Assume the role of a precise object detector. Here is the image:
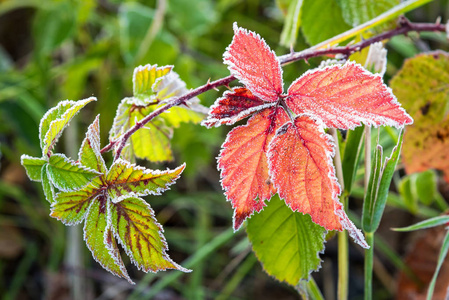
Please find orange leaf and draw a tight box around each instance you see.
[268,115,367,247]
[218,107,289,230]
[224,23,283,102]
[286,62,412,129]
[202,87,274,128]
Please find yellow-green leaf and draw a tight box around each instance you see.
[84,195,132,283]
[110,196,190,272]
[106,159,185,203]
[79,115,107,174]
[390,51,449,182]
[279,0,303,47]
[133,65,172,101]
[50,184,100,225]
[47,153,101,191]
[41,97,96,156]
[110,100,174,162]
[21,154,46,181]
[337,0,399,27]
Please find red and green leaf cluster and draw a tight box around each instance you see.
[22,98,190,283]
[203,23,413,247]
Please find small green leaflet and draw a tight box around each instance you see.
[47,153,101,192]
[246,196,326,285]
[21,98,97,203]
[21,155,46,181]
[51,116,188,283]
[110,64,208,162]
[40,97,96,157]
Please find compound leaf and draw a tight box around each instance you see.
[40,97,96,156]
[218,107,289,230]
[286,62,413,129]
[247,196,326,285]
[106,159,185,203]
[110,196,191,273]
[84,195,132,283]
[47,153,101,192]
[268,115,367,247]
[224,23,283,102]
[21,155,47,181]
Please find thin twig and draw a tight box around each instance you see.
[101,18,447,159]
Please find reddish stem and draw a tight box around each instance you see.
[100,18,446,159]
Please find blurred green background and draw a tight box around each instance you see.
[0,0,448,299]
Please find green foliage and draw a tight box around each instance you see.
[337,0,399,27]
[362,132,403,233]
[246,196,326,285]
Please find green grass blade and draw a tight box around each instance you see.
[393,216,449,232]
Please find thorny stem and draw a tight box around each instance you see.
[100,18,447,159]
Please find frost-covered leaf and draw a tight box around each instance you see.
[106,159,185,203]
[84,195,132,283]
[218,108,289,230]
[390,51,449,182]
[286,62,413,129]
[79,115,107,174]
[47,153,101,191]
[247,196,326,285]
[110,196,190,272]
[224,23,283,102]
[337,0,399,27]
[202,87,274,128]
[41,165,54,203]
[133,65,173,101]
[21,155,46,181]
[268,116,367,247]
[50,184,100,225]
[40,97,96,156]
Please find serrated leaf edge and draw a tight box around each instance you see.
[20,154,47,182]
[109,196,191,273]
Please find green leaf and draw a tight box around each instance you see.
[398,176,419,214]
[41,164,54,203]
[280,0,303,47]
[40,97,96,156]
[341,126,364,194]
[50,184,99,225]
[133,65,173,101]
[20,154,46,181]
[427,230,449,300]
[79,115,107,174]
[83,195,132,283]
[47,153,101,192]
[415,170,437,205]
[246,196,326,285]
[106,159,185,203]
[393,215,449,232]
[301,0,351,45]
[362,132,403,233]
[110,196,190,272]
[336,0,399,27]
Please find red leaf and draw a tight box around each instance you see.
[286,62,413,129]
[268,115,367,247]
[224,23,283,102]
[218,107,289,230]
[202,87,275,128]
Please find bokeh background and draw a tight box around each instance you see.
[0,0,449,299]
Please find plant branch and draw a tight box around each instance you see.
[101,18,446,159]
